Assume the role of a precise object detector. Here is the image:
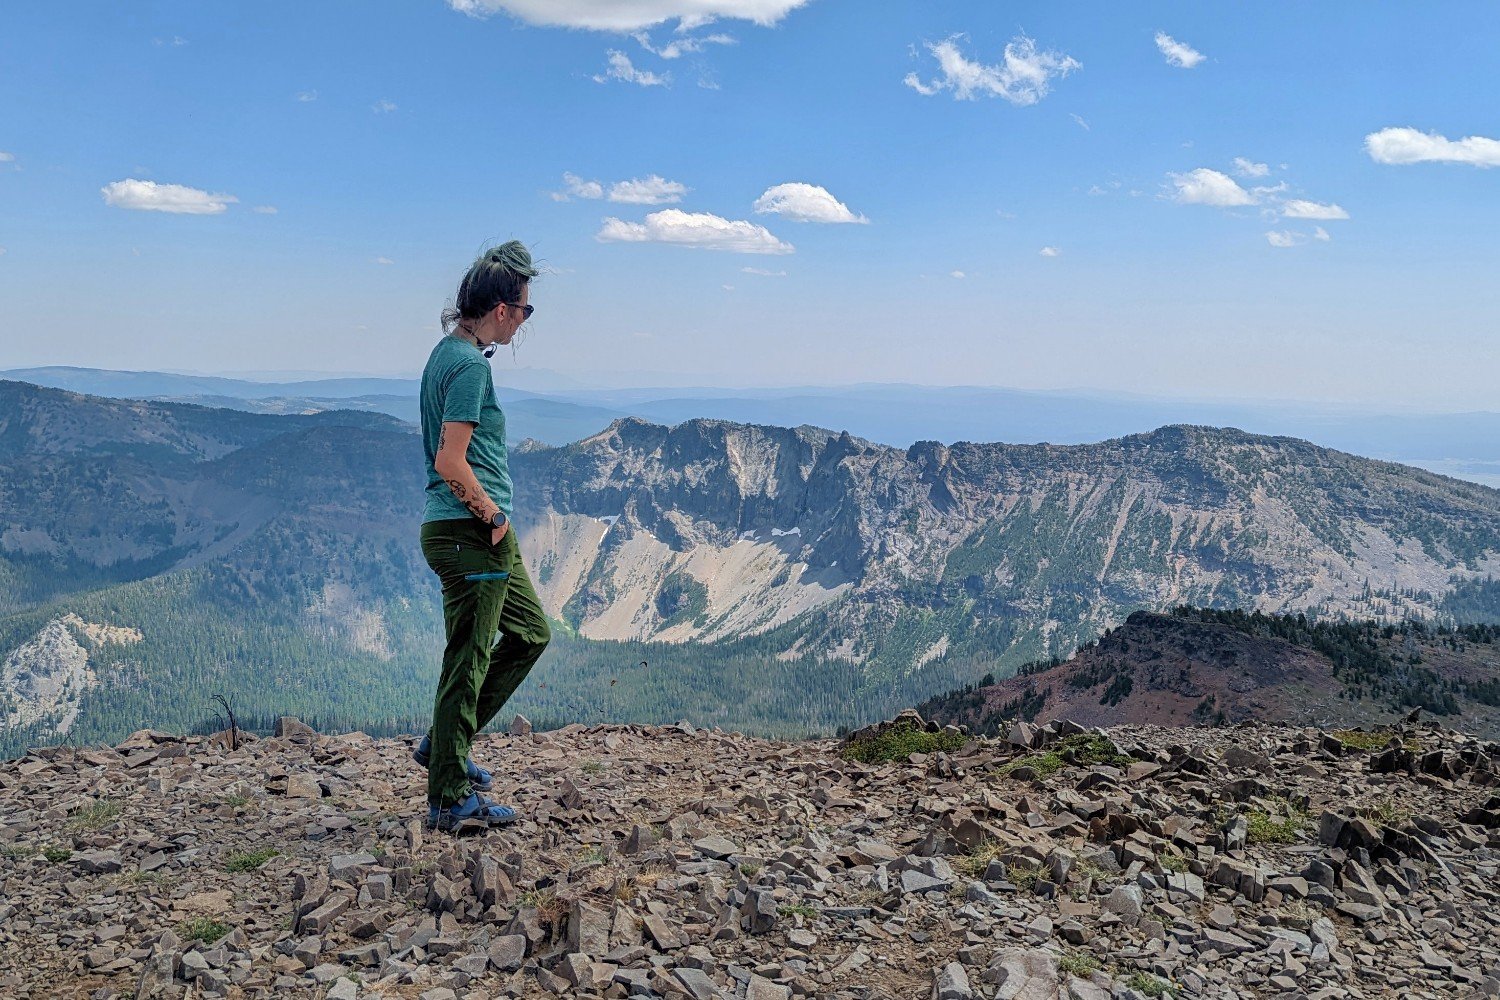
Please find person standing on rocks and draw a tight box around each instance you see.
[414,242,552,831]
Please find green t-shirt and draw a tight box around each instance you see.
[420,335,512,524]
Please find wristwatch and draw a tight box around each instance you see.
[490,509,508,529]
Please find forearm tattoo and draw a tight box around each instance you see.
[446,479,468,500]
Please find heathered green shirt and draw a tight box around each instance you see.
[420,335,512,524]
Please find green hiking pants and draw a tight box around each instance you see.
[420,518,551,806]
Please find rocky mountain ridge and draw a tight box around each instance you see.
[4,379,1500,752]
[2,712,1498,999]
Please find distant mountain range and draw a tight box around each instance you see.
[1,379,1498,756]
[6,365,1499,488]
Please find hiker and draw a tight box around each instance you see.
[413,242,552,831]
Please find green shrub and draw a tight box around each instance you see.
[840,725,966,763]
[998,733,1133,779]
[43,846,72,863]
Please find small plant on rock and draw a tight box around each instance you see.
[42,845,72,863]
[179,917,230,945]
[1244,797,1309,845]
[225,848,280,873]
[950,839,1004,879]
[1059,952,1101,977]
[1123,971,1173,997]
[777,903,819,919]
[1157,853,1189,874]
[1006,864,1040,890]
[65,800,122,832]
[1332,729,1420,753]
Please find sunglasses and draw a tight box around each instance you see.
[504,302,535,320]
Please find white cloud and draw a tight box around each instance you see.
[1281,198,1349,220]
[1154,32,1205,69]
[1233,157,1269,178]
[753,182,867,224]
[1364,127,1500,168]
[597,209,793,254]
[950,270,965,279]
[1313,226,1331,241]
[374,256,394,265]
[609,175,688,204]
[446,0,810,31]
[101,179,237,215]
[252,205,278,215]
[1169,168,1255,207]
[594,51,669,86]
[633,31,735,59]
[372,99,398,113]
[0,247,7,256]
[553,172,605,201]
[296,90,318,102]
[1265,230,1300,248]
[740,266,786,276]
[0,152,14,162]
[904,34,1080,105]
[1039,246,1061,257]
[1070,113,1089,130]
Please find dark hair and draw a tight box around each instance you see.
[440,241,540,334]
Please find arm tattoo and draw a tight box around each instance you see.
[438,425,447,452]
[446,479,468,500]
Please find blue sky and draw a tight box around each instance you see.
[2,1,1498,408]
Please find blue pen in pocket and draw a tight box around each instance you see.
[464,571,510,581]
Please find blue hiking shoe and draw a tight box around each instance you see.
[412,734,493,792]
[426,791,519,831]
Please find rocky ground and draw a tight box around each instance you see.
[2,711,1499,1000]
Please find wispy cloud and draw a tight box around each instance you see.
[1265,230,1299,248]
[1168,168,1254,207]
[446,0,810,32]
[609,175,687,204]
[252,205,278,215]
[950,270,965,279]
[295,90,318,103]
[0,152,14,163]
[753,182,867,223]
[741,266,787,276]
[1070,113,1090,131]
[597,209,793,254]
[374,257,394,265]
[1281,199,1349,220]
[1233,157,1269,178]
[1365,127,1500,167]
[633,31,736,59]
[372,99,398,113]
[904,34,1080,105]
[594,50,669,87]
[101,179,237,215]
[1154,32,1204,69]
[1039,246,1061,257]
